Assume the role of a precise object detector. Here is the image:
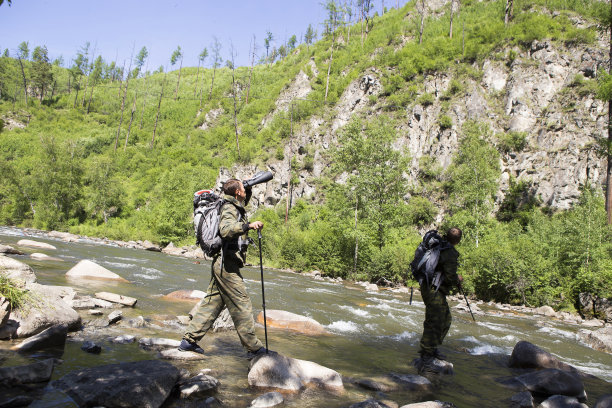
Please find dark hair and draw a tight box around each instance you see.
[446,227,462,245]
[223,179,242,196]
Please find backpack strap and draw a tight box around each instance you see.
[196,214,205,247]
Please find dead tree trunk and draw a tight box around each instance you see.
[607,1,612,225]
[86,85,95,114]
[151,74,166,149]
[285,103,294,224]
[209,66,217,101]
[449,0,455,38]
[505,0,514,26]
[124,93,137,151]
[193,60,201,98]
[174,57,183,100]
[246,36,256,105]
[17,56,28,106]
[229,62,240,159]
[325,28,336,103]
[418,0,426,45]
[140,72,149,129]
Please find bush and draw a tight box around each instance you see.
[497,131,527,153]
[438,114,453,130]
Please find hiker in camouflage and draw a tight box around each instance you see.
[179,178,268,358]
[416,227,463,374]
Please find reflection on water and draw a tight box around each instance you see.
[1,227,611,407]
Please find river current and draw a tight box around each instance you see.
[0,227,610,407]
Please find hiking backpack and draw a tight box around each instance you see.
[193,189,225,257]
[410,230,450,289]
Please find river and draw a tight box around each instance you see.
[0,227,610,407]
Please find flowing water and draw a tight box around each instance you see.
[0,227,610,407]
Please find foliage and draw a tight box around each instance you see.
[0,276,29,308]
[497,131,527,153]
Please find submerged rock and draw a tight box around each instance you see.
[256,309,327,335]
[412,357,454,375]
[66,260,128,282]
[250,391,284,408]
[248,352,343,391]
[510,391,534,408]
[389,373,433,392]
[0,358,55,386]
[30,253,62,261]
[81,341,102,354]
[0,244,25,255]
[350,399,394,408]
[514,369,586,400]
[162,289,206,302]
[139,337,181,350]
[594,394,612,408]
[51,360,180,408]
[539,395,588,408]
[399,402,457,408]
[178,373,219,398]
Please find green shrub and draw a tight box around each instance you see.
[416,92,434,106]
[438,114,453,130]
[497,131,527,153]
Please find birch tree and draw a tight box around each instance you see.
[208,38,222,100]
[194,47,208,97]
[170,46,183,100]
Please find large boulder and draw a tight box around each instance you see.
[248,352,343,391]
[16,239,56,250]
[514,369,586,400]
[509,341,583,375]
[577,327,612,354]
[30,253,63,261]
[66,260,128,282]
[0,244,25,255]
[0,358,55,386]
[0,255,36,284]
[256,309,327,335]
[51,360,180,408]
[12,323,68,352]
[9,283,80,338]
[178,373,219,398]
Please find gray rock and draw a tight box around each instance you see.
[110,334,136,344]
[128,316,146,328]
[577,327,612,354]
[594,394,612,408]
[509,341,582,375]
[178,373,219,398]
[51,360,180,408]
[159,348,207,361]
[248,352,343,391]
[70,297,97,309]
[352,377,398,392]
[66,260,128,282]
[81,341,102,354]
[0,395,34,407]
[399,401,456,408]
[17,239,56,250]
[88,309,103,316]
[30,253,62,261]
[0,244,25,255]
[139,337,181,350]
[0,255,36,283]
[0,297,9,327]
[412,357,454,375]
[510,391,535,408]
[13,323,68,352]
[95,291,137,307]
[250,391,284,407]
[108,310,122,324]
[515,369,585,400]
[389,373,433,391]
[535,306,557,317]
[538,395,588,408]
[212,307,236,332]
[350,399,394,408]
[0,358,55,386]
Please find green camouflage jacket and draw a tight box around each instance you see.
[435,245,460,295]
[219,194,251,266]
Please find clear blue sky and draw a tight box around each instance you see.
[0,0,408,71]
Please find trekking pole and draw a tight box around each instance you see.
[459,282,476,322]
[257,229,269,353]
[409,286,414,305]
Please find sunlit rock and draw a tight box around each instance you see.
[256,309,327,335]
[17,239,56,250]
[250,391,284,408]
[163,289,206,302]
[248,352,342,391]
[159,348,206,361]
[95,291,137,307]
[0,255,36,283]
[30,253,62,261]
[539,395,588,408]
[509,341,583,375]
[0,244,24,255]
[178,373,219,398]
[66,260,128,282]
[399,402,456,408]
[577,327,612,354]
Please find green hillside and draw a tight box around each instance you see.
[0,0,611,313]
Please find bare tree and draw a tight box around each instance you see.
[194,48,208,98]
[170,46,183,100]
[324,0,342,102]
[115,49,134,151]
[151,73,167,149]
[417,0,427,44]
[124,92,137,150]
[227,43,240,159]
[246,35,256,104]
[209,37,222,101]
[449,0,458,39]
[504,0,514,26]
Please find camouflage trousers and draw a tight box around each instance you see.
[419,285,452,355]
[184,255,263,352]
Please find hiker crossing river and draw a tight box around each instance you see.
[0,226,610,407]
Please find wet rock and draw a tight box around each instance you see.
[0,297,9,327]
[159,348,207,360]
[142,240,162,252]
[210,307,235,332]
[509,341,582,375]
[256,309,327,335]
[110,334,135,344]
[92,298,114,308]
[163,289,206,302]
[577,327,612,354]
[0,255,37,283]
[538,395,588,408]
[70,297,97,309]
[352,377,398,392]
[248,352,343,391]
[350,399,394,408]
[30,253,62,261]
[13,323,68,352]
[510,391,535,408]
[399,402,456,408]
[250,391,284,407]
[412,357,454,375]
[0,395,34,407]
[10,283,80,338]
[48,230,79,241]
[594,394,612,408]
[139,337,181,350]
[51,360,179,408]
[389,373,433,392]
[0,358,55,385]
[66,260,128,282]
[0,244,25,255]
[128,316,146,328]
[515,369,585,400]
[81,341,102,354]
[88,309,103,316]
[581,319,605,328]
[95,291,137,306]
[16,239,56,250]
[108,310,122,324]
[178,373,219,398]
[535,306,557,317]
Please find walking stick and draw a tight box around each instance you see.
[257,229,269,353]
[459,283,476,322]
[409,286,414,305]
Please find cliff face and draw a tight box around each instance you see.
[220,14,609,216]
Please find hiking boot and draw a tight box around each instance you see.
[178,339,205,354]
[417,354,439,375]
[433,348,447,360]
[246,347,274,360]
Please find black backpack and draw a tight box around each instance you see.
[410,230,450,289]
[193,190,225,257]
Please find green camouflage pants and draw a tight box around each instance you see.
[419,285,452,355]
[184,255,263,352]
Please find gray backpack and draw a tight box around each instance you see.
[193,190,224,257]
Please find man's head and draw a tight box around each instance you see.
[223,179,246,201]
[446,227,462,246]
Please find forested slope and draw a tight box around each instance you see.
[1,0,611,314]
